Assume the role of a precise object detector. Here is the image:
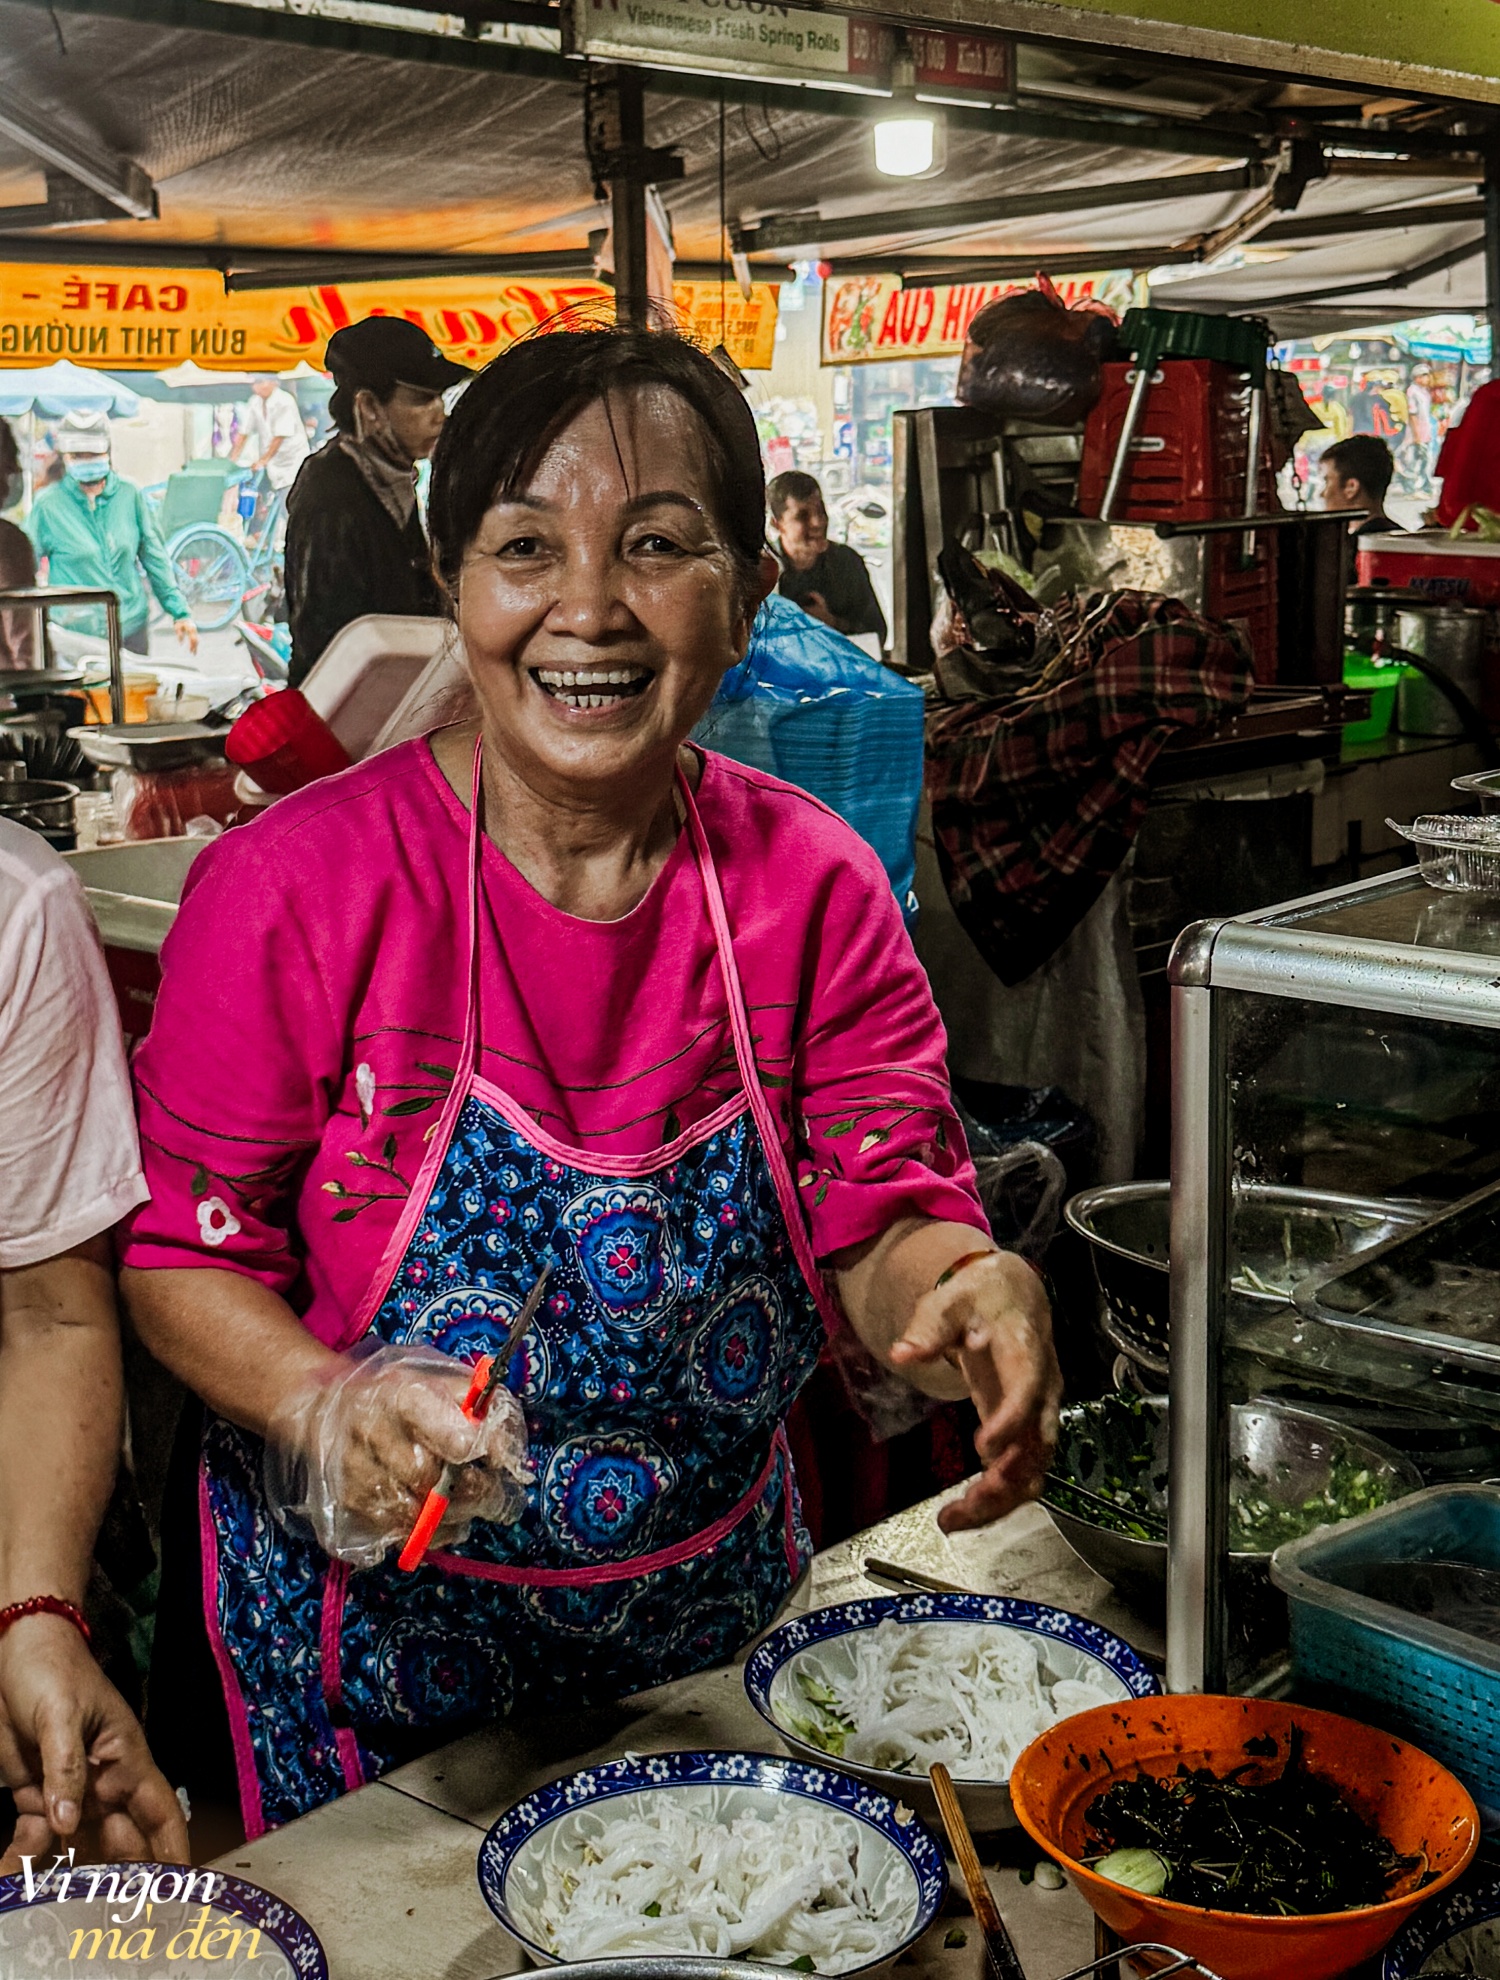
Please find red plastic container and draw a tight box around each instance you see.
[224,689,351,795]
[1357,533,1500,607]
[1079,358,1276,523]
[1078,356,1280,677]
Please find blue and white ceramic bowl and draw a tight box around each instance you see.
[744,1591,1161,1832]
[1383,1871,1500,1977]
[477,1748,948,1975]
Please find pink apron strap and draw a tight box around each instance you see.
[197,1458,268,1840]
[678,765,842,1338]
[319,1562,367,1795]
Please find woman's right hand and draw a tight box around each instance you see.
[267,1346,531,1568]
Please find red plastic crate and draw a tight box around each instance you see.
[1080,358,1274,522]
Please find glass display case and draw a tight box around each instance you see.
[1166,867,1500,1691]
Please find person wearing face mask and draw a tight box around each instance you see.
[25,414,198,659]
[282,318,470,687]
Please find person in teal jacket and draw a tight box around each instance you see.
[26,413,198,657]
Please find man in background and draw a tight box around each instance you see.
[1318,435,1402,576]
[768,470,887,646]
[234,376,310,509]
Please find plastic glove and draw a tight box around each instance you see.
[265,1343,531,1568]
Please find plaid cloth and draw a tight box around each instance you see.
[926,590,1254,986]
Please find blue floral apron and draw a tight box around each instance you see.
[198,744,837,1836]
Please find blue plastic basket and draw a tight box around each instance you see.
[1272,1485,1500,1823]
[694,594,924,916]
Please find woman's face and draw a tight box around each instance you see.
[356,383,447,465]
[457,385,763,801]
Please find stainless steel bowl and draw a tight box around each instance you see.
[0,776,79,839]
[1045,1396,1422,1607]
[1064,1182,1427,1372]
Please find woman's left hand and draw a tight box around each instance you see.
[887,1249,1063,1533]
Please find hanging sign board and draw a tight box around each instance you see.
[920,0,1500,105]
[821,269,1140,365]
[562,0,1012,96]
[0,265,780,372]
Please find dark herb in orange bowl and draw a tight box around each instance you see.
[1009,1695,1479,1980]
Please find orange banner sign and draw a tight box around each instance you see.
[821,270,1142,366]
[0,265,780,372]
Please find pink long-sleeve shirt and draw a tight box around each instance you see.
[122,739,984,1348]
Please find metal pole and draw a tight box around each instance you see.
[1240,383,1264,568]
[1099,362,1154,522]
[103,593,124,726]
[1167,925,1230,1696]
[611,69,650,331]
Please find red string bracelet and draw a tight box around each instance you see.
[0,1596,91,1646]
[934,1247,998,1290]
[934,1248,1052,1297]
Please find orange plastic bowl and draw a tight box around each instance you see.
[1010,1695,1479,1980]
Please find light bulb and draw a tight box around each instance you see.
[873,115,937,177]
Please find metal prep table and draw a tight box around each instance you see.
[206,1493,1160,1980]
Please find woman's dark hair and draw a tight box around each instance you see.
[329,379,394,435]
[427,327,766,605]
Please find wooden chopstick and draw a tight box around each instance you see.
[862,1556,973,1596]
[929,1763,1028,1980]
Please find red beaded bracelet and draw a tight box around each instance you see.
[0,1596,91,1646]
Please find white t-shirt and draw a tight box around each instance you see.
[0,821,147,1268]
[244,387,311,492]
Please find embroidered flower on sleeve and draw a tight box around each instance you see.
[197,1196,242,1248]
[355,1061,377,1127]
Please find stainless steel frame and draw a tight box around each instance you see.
[0,585,125,725]
[1166,866,1500,1692]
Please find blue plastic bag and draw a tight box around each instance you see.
[693,594,924,915]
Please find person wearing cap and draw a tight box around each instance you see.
[283,319,470,687]
[25,414,198,658]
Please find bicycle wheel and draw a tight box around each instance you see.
[168,526,250,632]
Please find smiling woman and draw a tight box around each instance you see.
[119,327,1061,1842]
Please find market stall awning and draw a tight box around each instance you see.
[0,356,137,413]
[0,0,1493,352]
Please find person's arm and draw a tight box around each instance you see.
[129,485,196,648]
[285,487,381,685]
[833,1225,1059,1532]
[0,857,185,1867]
[120,830,516,1545]
[257,434,285,472]
[0,1239,187,1868]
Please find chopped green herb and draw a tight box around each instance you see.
[943,1927,968,1948]
[790,1955,817,1971]
[642,1903,662,1918]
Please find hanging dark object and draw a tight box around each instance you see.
[956,275,1121,424]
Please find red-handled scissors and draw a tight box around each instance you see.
[397,1263,551,1574]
